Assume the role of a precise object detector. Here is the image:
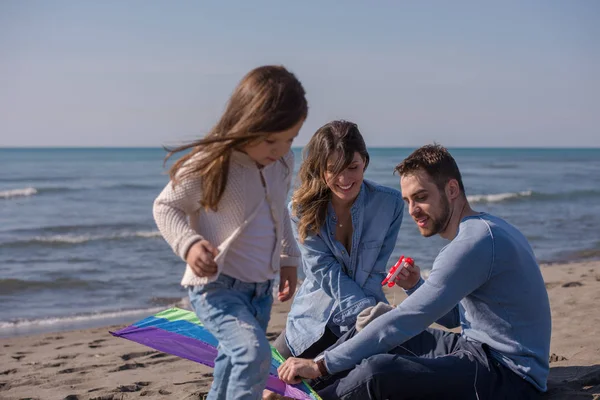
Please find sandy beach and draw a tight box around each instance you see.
[1,260,599,400]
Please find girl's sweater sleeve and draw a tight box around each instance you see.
[279,150,301,267]
[153,175,204,261]
[281,203,301,267]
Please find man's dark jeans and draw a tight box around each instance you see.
[310,327,543,400]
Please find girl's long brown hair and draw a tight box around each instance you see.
[291,120,369,242]
[165,65,307,211]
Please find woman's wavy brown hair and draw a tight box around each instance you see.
[291,120,369,242]
[164,65,307,211]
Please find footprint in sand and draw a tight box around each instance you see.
[173,379,207,386]
[549,353,568,362]
[42,362,65,368]
[110,362,146,372]
[148,353,168,359]
[1,368,17,375]
[114,383,142,392]
[147,356,181,366]
[120,350,156,361]
[545,282,561,289]
[55,342,84,350]
[562,281,583,288]
[55,353,79,360]
[175,372,213,386]
[58,364,111,374]
[88,339,106,349]
[111,381,150,393]
[182,390,209,399]
[89,395,117,400]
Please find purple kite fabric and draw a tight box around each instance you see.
[111,307,321,400]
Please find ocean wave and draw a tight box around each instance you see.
[467,189,600,204]
[9,222,150,235]
[0,306,170,330]
[0,176,75,183]
[0,277,102,295]
[106,183,158,190]
[0,186,85,199]
[0,187,38,199]
[0,183,157,200]
[149,296,191,307]
[0,230,162,248]
[486,163,518,169]
[467,191,533,203]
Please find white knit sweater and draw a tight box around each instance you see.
[153,150,301,287]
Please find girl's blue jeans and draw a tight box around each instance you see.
[189,274,274,400]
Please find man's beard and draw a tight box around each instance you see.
[422,193,451,237]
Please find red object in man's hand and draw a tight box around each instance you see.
[381,256,414,287]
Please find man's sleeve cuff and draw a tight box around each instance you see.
[404,277,425,296]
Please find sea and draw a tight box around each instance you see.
[1,147,599,338]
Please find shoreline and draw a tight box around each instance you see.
[1,261,599,399]
[2,257,599,340]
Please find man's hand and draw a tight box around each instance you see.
[186,239,219,277]
[278,266,297,302]
[277,357,321,384]
[393,261,421,290]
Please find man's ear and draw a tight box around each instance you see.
[446,179,460,200]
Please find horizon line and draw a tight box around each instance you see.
[1,145,599,150]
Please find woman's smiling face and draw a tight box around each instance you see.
[324,151,365,204]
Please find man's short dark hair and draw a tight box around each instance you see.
[395,144,465,194]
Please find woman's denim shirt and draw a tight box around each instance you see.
[285,180,404,356]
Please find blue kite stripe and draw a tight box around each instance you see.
[132,316,219,347]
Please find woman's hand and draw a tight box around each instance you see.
[278,266,298,302]
[186,239,219,277]
[393,261,421,290]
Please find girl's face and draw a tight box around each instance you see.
[243,119,304,166]
[324,151,365,205]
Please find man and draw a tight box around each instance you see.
[278,144,551,399]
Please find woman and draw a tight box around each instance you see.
[273,120,404,359]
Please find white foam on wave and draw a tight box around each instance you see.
[0,306,168,330]
[467,190,533,203]
[0,187,38,199]
[32,230,162,244]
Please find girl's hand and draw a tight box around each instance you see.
[393,261,421,290]
[186,240,219,277]
[278,266,297,302]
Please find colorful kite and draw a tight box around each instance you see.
[110,307,322,400]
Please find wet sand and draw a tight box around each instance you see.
[1,261,599,399]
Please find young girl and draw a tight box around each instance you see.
[153,65,307,400]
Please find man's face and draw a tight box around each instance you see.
[400,170,451,237]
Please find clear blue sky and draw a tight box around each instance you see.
[1,1,598,147]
